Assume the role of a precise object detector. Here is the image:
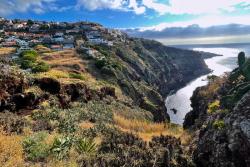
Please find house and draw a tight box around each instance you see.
[54,32,64,37]
[53,37,64,43]
[80,46,98,57]
[66,28,80,34]
[29,39,42,46]
[51,45,63,51]
[63,44,74,49]
[29,24,40,32]
[17,40,29,47]
[2,41,17,47]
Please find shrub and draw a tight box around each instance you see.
[207,100,220,114]
[22,53,37,62]
[69,73,84,80]
[75,138,97,155]
[20,50,38,57]
[32,61,50,73]
[50,136,73,160]
[22,132,49,161]
[213,120,225,130]
[95,58,107,69]
[20,60,34,69]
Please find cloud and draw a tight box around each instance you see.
[76,0,250,16]
[0,0,71,16]
[162,0,250,15]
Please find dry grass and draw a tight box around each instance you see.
[35,69,69,79]
[0,47,16,56]
[0,128,25,167]
[79,121,95,130]
[199,76,226,98]
[113,114,189,142]
[34,45,51,53]
[41,49,85,73]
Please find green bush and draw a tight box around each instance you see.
[95,58,107,69]
[213,120,225,130]
[20,50,38,57]
[207,100,220,114]
[75,138,97,155]
[32,61,50,73]
[20,60,34,69]
[69,73,84,80]
[22,53,37,62]
[50,136,73,160]
[22,132,49,161]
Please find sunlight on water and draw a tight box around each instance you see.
[165,47,239,125]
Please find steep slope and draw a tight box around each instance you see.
[78,38,212,121]
[184,52,250,167]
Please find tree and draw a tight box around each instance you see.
[27,19,34,26]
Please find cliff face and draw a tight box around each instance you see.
[85,38,212,121]
[183,56,250,167]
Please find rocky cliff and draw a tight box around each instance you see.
[81,38,212,121]
[183,52,250,167]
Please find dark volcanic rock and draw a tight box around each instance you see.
[193,92,250,167]
[36,77,61,94]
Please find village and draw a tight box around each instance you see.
[0,17,126,57]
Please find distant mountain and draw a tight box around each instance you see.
[124,24,250,39]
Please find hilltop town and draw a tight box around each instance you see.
[0,17,125,54]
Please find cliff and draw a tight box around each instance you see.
[79,38,212,121]
[183,52,250,167]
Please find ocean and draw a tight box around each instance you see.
[165,43,250,125]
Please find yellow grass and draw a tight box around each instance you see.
[0,47,16,56]
[113,114,189,142]
[0,129,25,167]
[36,69,69,79]
[79,121,95,130]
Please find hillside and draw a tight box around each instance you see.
[183,52,250,166]
[0,19,218,166]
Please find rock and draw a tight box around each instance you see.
[36,77,61,94]
[100,87,116,99]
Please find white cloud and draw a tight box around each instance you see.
[76,0,250,16]
[129,0,146,14]
[160,0,250,15]
[142,0,168,15]
[76,0,126,11]
[135,15,250,31]
[0,0,70,16]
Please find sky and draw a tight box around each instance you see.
[1,0,250,45]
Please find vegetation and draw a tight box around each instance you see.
[207,100,220,114]
[213,120,225,130]
[18,50,50,72]
[69,72,85,80]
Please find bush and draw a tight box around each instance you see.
[75,138,97,155]
[213,120,225,130]
[207,100,220,114]
[22,132,49,161]
[32,61,50,73]
[69,73,84,80]
[50,136,73,160]
[22,53,37,62]
[95,59,107,69]
[20,50,38,57]
[20,60,34,69]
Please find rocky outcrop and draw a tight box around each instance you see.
[192,91,250,167]
[184,67,250,167]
